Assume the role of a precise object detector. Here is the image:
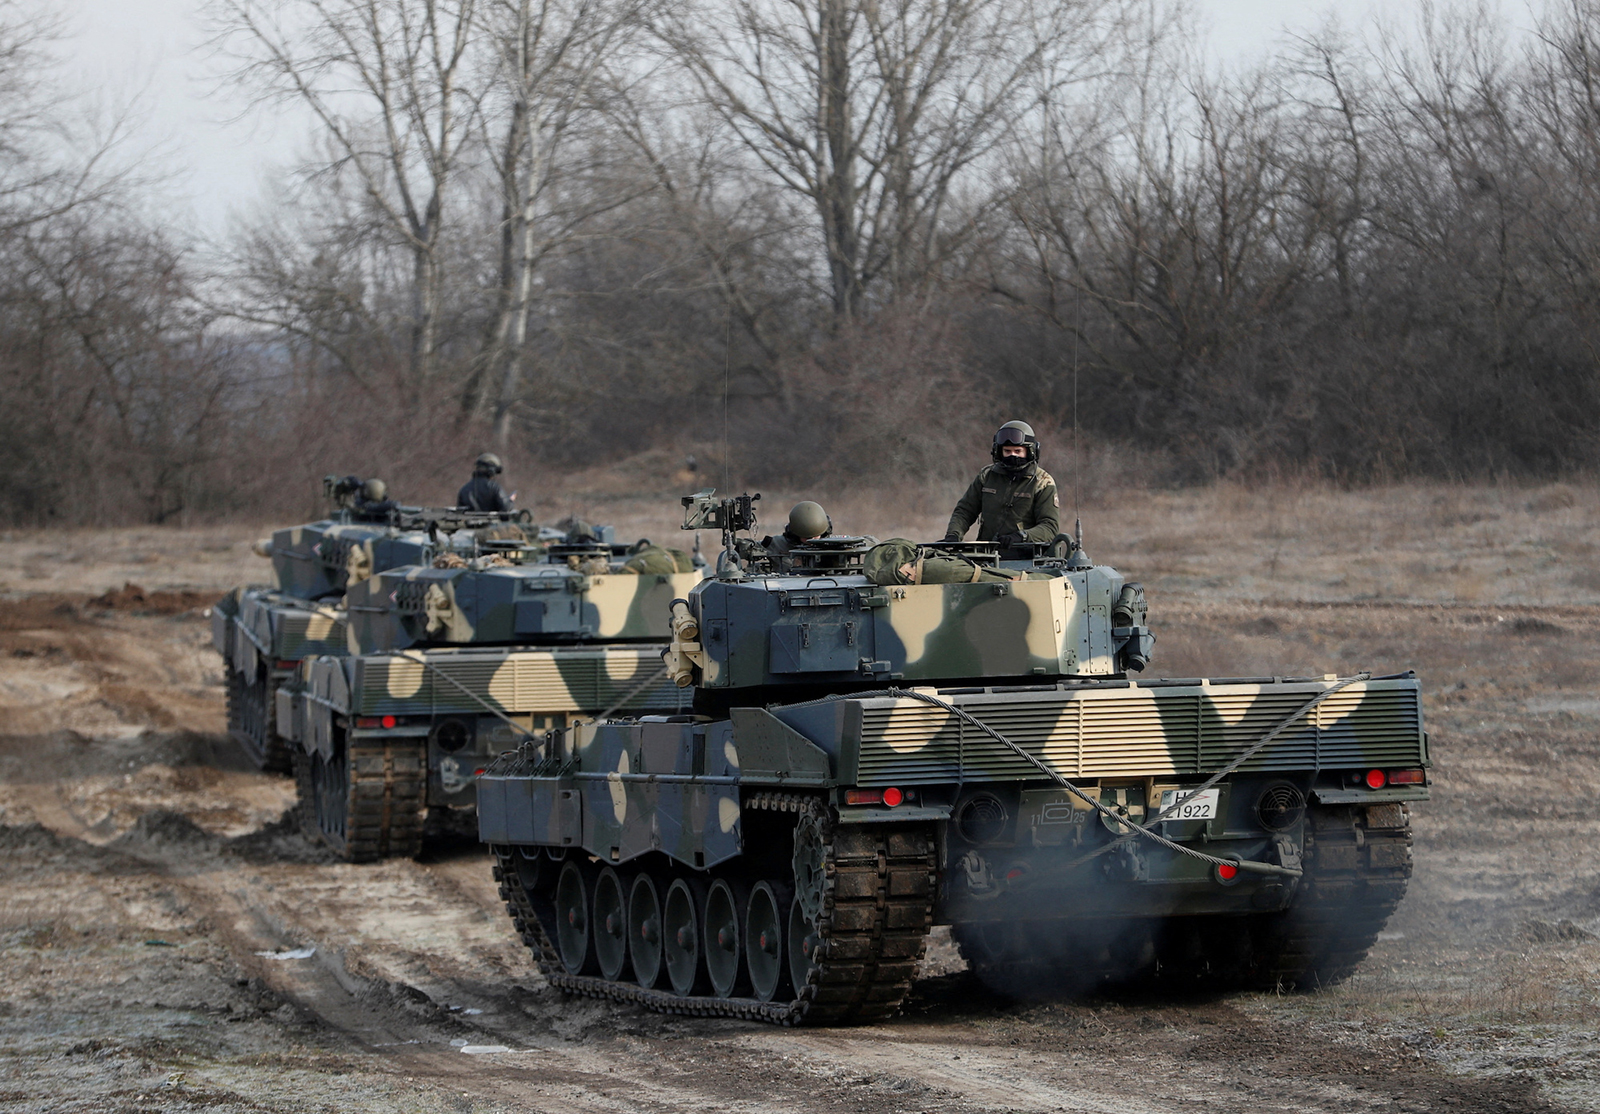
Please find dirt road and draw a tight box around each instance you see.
[2,490,1598,1112]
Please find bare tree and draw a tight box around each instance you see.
[468,0,647,443]
[654,0,1121,325]
[210,0,480,386]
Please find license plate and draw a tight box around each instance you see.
[1159,788,1219,821]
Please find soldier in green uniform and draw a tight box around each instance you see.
[762,501,832,560]
[944,421,1060,547]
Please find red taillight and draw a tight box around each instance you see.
[381,714,397,729]
[473,768,486,777]
[273,659,299,671]
[1364,768,1387,789]
[845,789,883,806]
[882,787,904,808]
[1216,862,1239,881]
[355,717,380,728]
[1387,768,1425,785]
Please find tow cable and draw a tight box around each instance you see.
[797,676,1373,879]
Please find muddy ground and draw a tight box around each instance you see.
[2,483,1599,1113]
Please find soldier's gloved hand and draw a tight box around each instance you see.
[993,532,1025,547]
[941,533,960,543]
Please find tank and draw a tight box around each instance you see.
[475,491,1429,1024]
[209,480,524,770]
[278,532,704,862]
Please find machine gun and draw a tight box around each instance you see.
[681,489,760,578]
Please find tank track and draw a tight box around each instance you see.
[294,739,426,862]
[1248,803,1412,990]
[489,795,937,1026]
[226,666,293,774]
[953,803,1413,995]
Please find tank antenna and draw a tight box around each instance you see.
[1073,284,1082,551]
[722,306,732,493]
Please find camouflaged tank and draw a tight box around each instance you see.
[475,492,1429,1025]
[210,502,462,770]
[278,533,704,862]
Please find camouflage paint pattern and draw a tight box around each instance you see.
[288,645,692,811]
[344,564,703,654]
[267,520,437,599]
[478,718,742,869]
[480,675,1424,868]
[683,564,1138,690]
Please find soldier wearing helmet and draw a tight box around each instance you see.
[760,501,832,567]
[352,478,399,522]
[457,452,514,514]
[943,421,1059,549]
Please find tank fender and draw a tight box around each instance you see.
[480,779,581,848]
[728,707,833,785]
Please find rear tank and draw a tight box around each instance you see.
[209,483,518,769]
[280,531,703,862]
[476,492,1430,1024]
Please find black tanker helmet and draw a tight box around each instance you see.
[990,420,1039,472]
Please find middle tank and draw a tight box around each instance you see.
[280,526,703,862]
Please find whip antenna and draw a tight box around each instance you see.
[1073,284,1082,550]
[722,306,732,492]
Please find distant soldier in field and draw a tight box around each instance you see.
[458,453,514,514]
[944,421,1060,549]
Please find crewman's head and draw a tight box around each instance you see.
[474,452,503,477]
[786,501,832,541]
[990,421,1039,472]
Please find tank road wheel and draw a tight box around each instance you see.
[703,878,750,999]
[555,861,599,976]
[663,878,710,997]
[628,873,665,989]
[592,867,630,982]
[744,880,791,1003]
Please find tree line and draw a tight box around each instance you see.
[3,0,1599,524]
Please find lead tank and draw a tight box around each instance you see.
[279,532,704,862]
[476,492,1429,1024]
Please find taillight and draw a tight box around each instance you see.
[1364,768,1387,790]
[1387,768,1425,785]
[381,714,397,729]
[355,715,401,729]
[273,659,299,671]
[845,787,908,807]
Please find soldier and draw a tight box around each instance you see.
[458,453,514,514]
[943,421,1060,548]
[351,478,398,521]
[762,501,832,559]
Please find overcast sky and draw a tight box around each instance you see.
[63,0,1533,239]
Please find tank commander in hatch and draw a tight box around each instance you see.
[943,420,1060,550]
[351,478,399,521]
[458,452,514,514]
[742,499,832,569]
